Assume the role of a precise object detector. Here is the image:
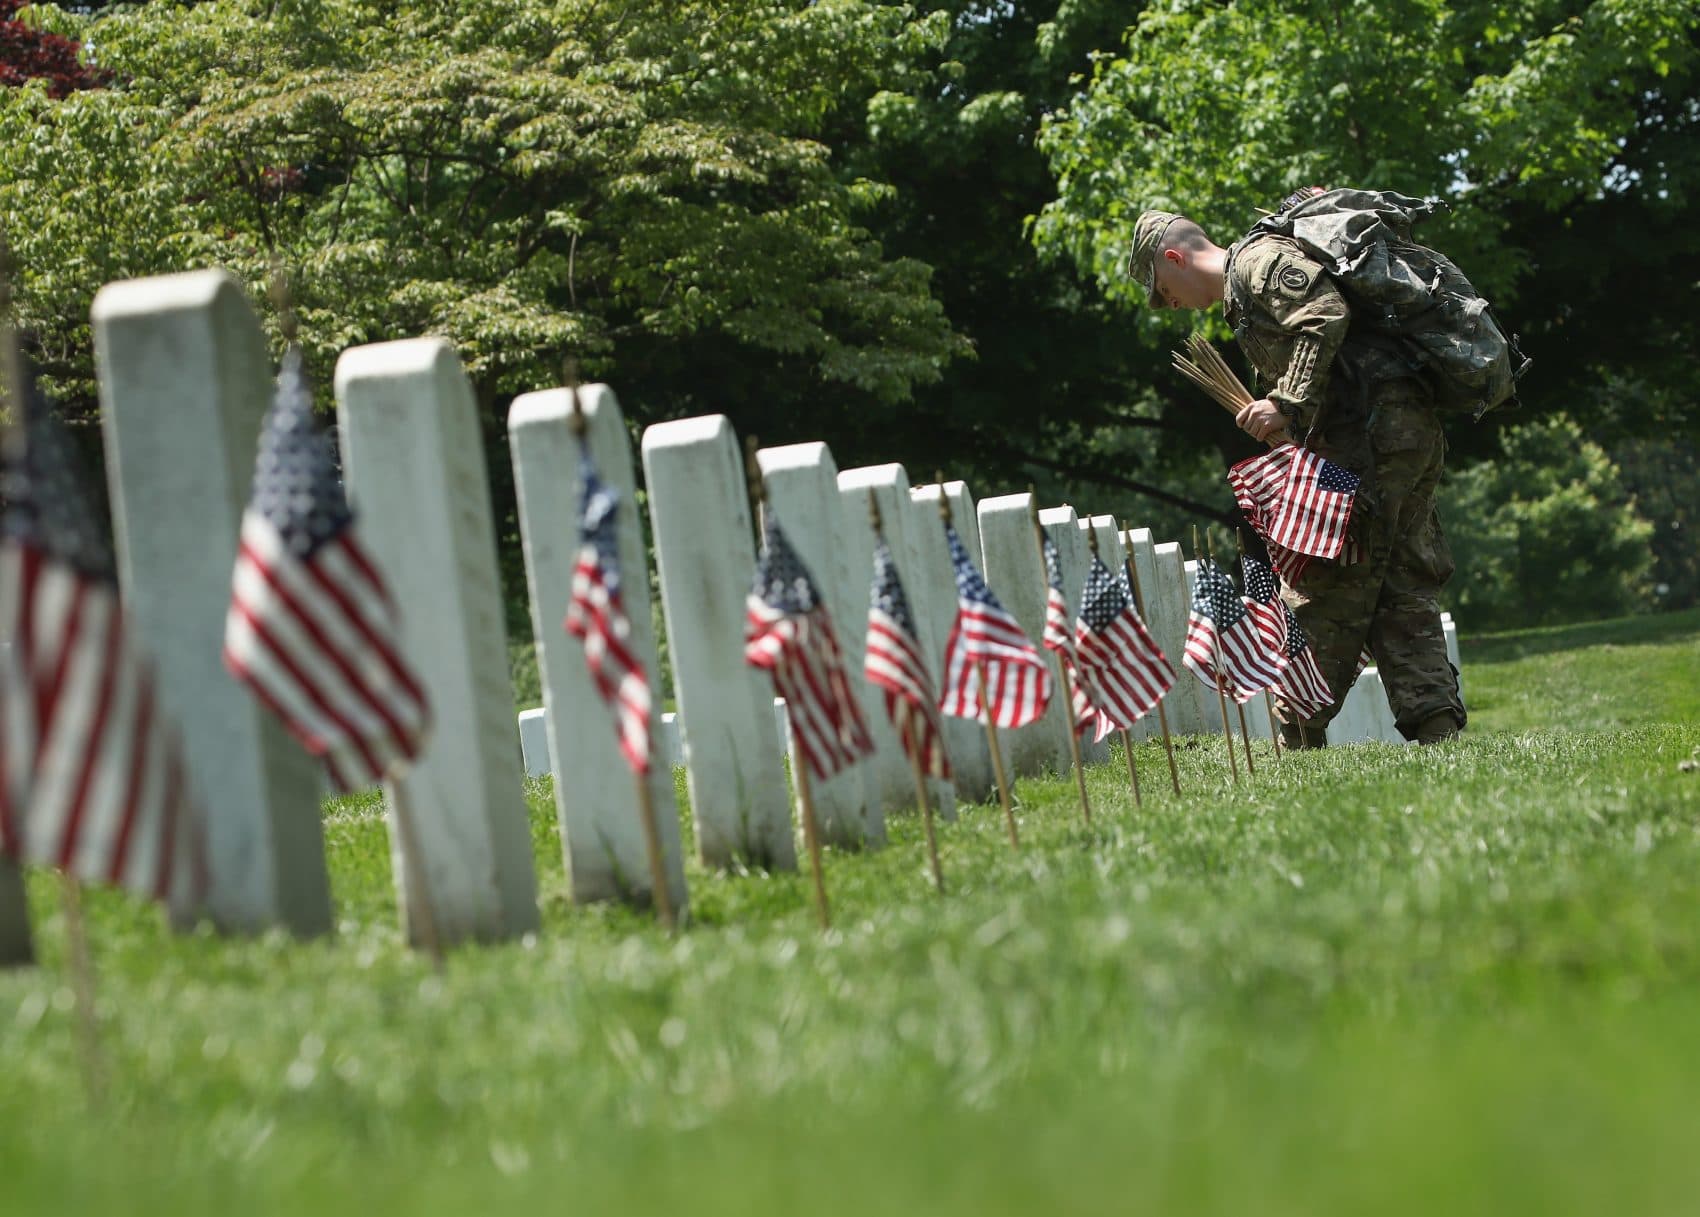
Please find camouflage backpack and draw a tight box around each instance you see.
[1248,188,1531,419]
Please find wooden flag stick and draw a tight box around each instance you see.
[976,659,1019,850]
[1120,520,1182,796]
[746,435,831,930]
[58,876,105,1108]
[1265,692,1285,764]
[792,741,832,931]
[1030,494,1090,828]
[902,717,946,895]
[1194,526,1239,785]
[568,385,674,930]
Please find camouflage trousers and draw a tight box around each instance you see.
[1277,381,1466,740]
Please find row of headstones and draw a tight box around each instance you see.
[2,267,1465,960]
[519,602,1463,779]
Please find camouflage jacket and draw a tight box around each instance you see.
[1222,232,1350,434]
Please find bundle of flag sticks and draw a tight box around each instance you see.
[1171,333,1253,417]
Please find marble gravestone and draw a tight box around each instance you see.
[335,338,540,945]
[642,416,795,871]
[758,443,881,848]
[508,385,688,911]
[976,492,1066,778]
[92,270,331,936]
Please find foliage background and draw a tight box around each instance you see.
[2,0,1695,655]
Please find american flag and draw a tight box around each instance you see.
[1240,553,1287,655]
[864,533,949,779]
[1183,558,1283,704]
[563,443,651,774]
[224,347,430,793]
[1271,603,1334,719]
[938,523,1051,728]
[1227,445,1361,582]
[0,368,205,909]
[1072,555,1176,743]
[1040,533,1074,660]
[745,508,873,780]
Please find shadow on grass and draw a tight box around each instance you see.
[1461,607,1700,666]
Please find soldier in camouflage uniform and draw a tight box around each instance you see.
[1126,208,1466,745]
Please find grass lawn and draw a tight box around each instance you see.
[2,610,1698,1215]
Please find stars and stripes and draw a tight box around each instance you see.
[864,533,949,779]
[1071,555,1176,742]
[563,443,651,775]
[938,523,1051,729]
[0,367,205,910]
[223,346,430,793]
[1183,558,1283,704]
[1271,604,1335,719]
[1240,553,1287,655]
[1040,533,1074,660]
[1227,444,1361,583]
[745,508,873,780]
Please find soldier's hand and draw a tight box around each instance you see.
[1235,398,1292,446]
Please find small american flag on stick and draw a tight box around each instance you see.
[745,509,873,780]
[938,524,1051,729]
[0,368,205,910]
[1240,553,1287,655]
[865,533,949,779]
[563,444,651,774]
[1072,555,1176,743]
[1040,533,1074,660]
[224,347,430,793]
[1227,445,1361,583]
[1271,604,1335,719]
[1183,558,1283,704]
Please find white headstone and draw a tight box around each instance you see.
[517,707,549,779]
[758,443,880,847]
[507,386,688,910]
[977,492,1065,777]
[1326,668,1379,745]
[92,270,331,936]
[659,713,682,768]
[0,861,29,966]
[1442,613,1465,708]
[335,338,539,944]
[838,464,954,820]
[642,416,795,871]
[909,484,992,804]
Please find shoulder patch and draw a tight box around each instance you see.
[1278,264,1311,293]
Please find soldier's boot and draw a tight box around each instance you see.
[1414,711,1462,745]
[1279,721,1328,750]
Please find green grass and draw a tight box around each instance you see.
[3,611,1699,1215]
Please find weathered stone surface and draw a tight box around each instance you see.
[758,443,880,847]
[508,386,688,910]
[92,270,330,936]
[642,415,795,871]
[335,338,539,944]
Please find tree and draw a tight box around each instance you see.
[1,0,110,97]
[1033,0,1700,464]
